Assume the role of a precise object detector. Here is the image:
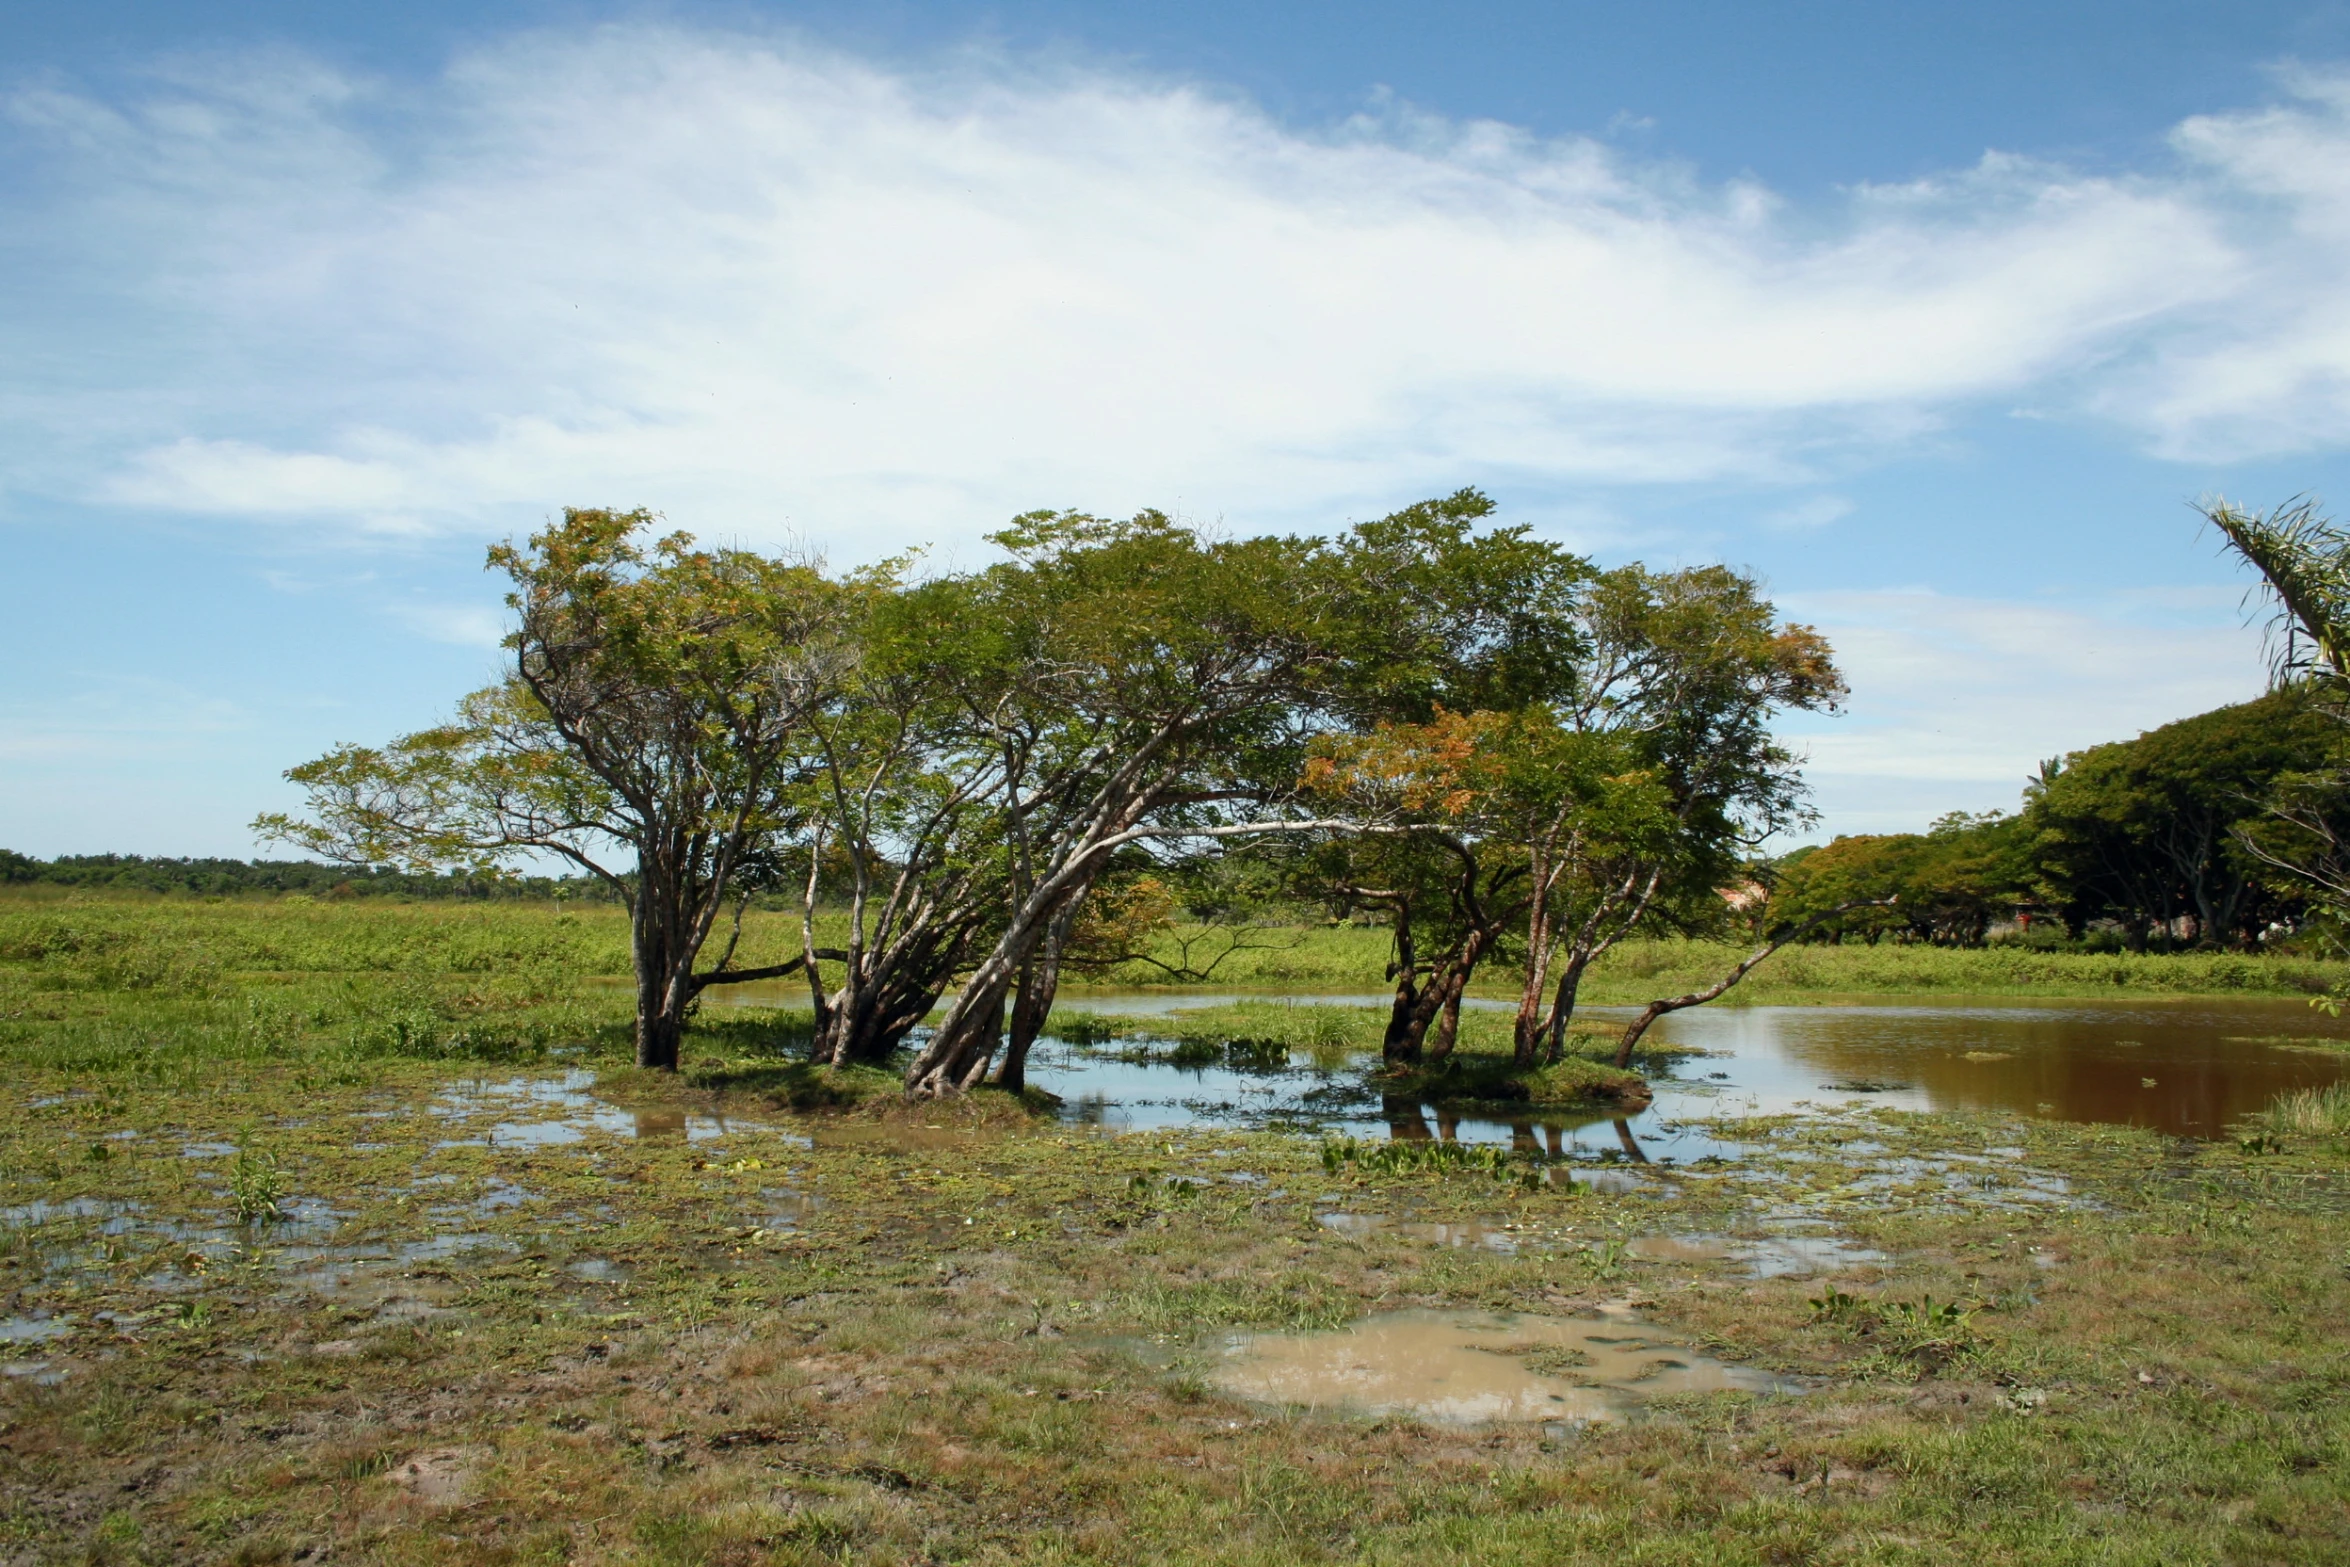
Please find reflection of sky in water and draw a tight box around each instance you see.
[1026,993,2350,1156]
[431,1069,768,1146]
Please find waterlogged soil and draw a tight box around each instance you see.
[1211,1306,1802,1424]
[5,1048,2350,1563]
[1018,992,2350,1151]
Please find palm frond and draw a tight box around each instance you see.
[2202,494,2350,683]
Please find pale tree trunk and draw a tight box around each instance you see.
[949,985,1008,1090]
[1512,883,1555,1066]
[911,823,1128,1095]
[1539,952,1590,1064]
[1534,868,1666,1064]
[908,798,1365,1095]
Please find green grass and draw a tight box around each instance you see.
[2261,1079,2350,1138]
[1092,923,2350,1001]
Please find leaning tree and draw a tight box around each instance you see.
[257,508,858,1069]
[899,509,1363,1097]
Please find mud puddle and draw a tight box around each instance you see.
[1209,1306,1800,1424]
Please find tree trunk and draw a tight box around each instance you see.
[995,902,1076,1095]
[1385,924,1494,1065]
[1380,901,1424,1067]
[631,865,696,1071]
[1539,952,1589,1064]
[1513,879,1553,1066]
[952,986,1008,1090]
[913,861,1101,1094]
[638,1003,687,1072]
[1428,986,1464,1062]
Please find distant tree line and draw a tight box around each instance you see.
[0,850,605,901]
[1767,674,2348,951]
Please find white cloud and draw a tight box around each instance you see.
[7,29,2340,551]
[385,601,507,648]
[0,676,253,764]
[8,30,2350,851]
[2100,69,2350,459]
[1763,493,1854,532]
[1777,588,2269,834]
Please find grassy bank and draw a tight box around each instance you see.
[6,890,2344,1007]
[1097,924,2350,1002]
[3,893,2350,1560]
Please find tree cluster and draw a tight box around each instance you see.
[260,495,1841,1088]
[1766,690,2341,951]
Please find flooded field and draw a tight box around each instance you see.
[1008,992,2350,1155]
[6,1009,2349,1559]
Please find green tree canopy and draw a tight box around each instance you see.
[2021,690,2332,949]
[259,509,862,1069]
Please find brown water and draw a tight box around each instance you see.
[1210,1306,1799,1424]
[1641,999,2350,1140]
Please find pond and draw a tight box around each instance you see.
[1016,992,2350,1157]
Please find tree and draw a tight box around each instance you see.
[2021,692,2328,948]
[784,570,1031,1072]
[1296,561,1842,1068]
[1299,710,1533,1067]
[1293,495,1600,1067]
[1506,564,1843,1062]
[901,510,1358,1097]
[1768,813,2028,947]
[257,509,855,1069]
[2204,496,2350,926]
[2205,496,2350,683]
[1609,898,1893,1066]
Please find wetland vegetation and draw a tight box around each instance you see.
[6,889,2350,1562]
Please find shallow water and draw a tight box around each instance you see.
[1209,1306,1799,1424]
[1018,993,2350,1151]
[1626,1230,1888,1278]
[432,1070,778,1147]
[1314,1212,1524,1252]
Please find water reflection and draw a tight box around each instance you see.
[1022,994,2350,1148]
[1645,999,2350,1138]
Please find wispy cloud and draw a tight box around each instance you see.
[0,675,254,764]
[4,30,2342,549]
[1778,589,2268,832]
[385,601,507,648]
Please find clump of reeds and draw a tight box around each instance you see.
[2258,1079,2350,1138]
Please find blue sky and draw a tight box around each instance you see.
[7,1,2350,856]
